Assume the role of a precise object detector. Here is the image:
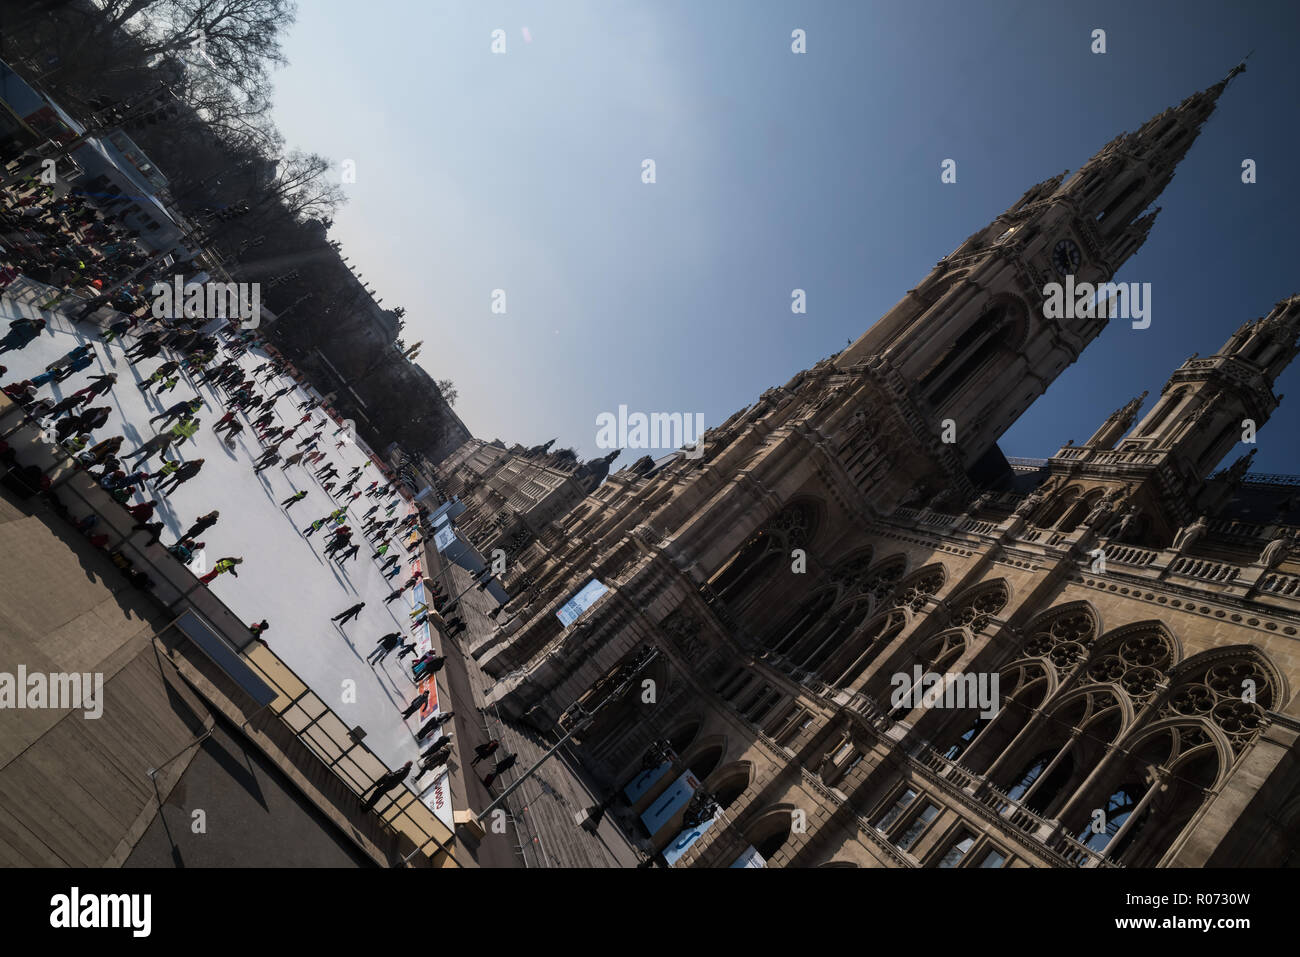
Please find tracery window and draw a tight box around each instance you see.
[707,502,817,609]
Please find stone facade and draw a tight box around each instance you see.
[436,437,619,562]
[479,68,1300,868]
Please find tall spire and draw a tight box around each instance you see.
[833,67,1243,481]
[1086,390,1148,449]
[1060,63,1253,265]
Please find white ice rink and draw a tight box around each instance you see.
[1,285,453,820]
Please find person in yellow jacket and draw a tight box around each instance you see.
[169,416,201,446]
[199,556,242,585]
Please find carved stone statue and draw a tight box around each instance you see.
[1085,497,1113,527]
[1014,491,1043,517]
[1107,506,1138,542]
[1223,449,1257,486]
[931,488,956,511]
[1259,534,1295,570]
[1173,515,1209,553]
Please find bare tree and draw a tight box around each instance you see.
[257,150,346,221]
[174,63,281,153]
[435,379,458,407]
[92,0,296,90]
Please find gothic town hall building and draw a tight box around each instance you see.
[466,66,1300,868]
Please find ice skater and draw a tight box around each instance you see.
[332,601,366,625]
[418,745,452,775]
[130,520,165,546]
[412,654,445,680]
[415,711,454,742]
[401,691,429,719]
[125,431,177,465]
[366,632,403,665]
[182,510,219,540]
[252,450,281,472]
[281,490,308,509]
[359,762,410,812]
[156,458,204,495]
[150,397,202,428]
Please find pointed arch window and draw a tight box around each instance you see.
[1007,751,1051,801]
[1096,178,1147,230]
[920,302,1026,410]
[1077,786,1141,852]
[943,714,990,761]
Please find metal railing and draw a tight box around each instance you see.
[239,642,460,867]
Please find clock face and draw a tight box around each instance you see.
[1052,238,1082,276]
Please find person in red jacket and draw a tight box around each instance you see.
[125,499,158,523]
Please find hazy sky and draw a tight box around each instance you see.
[270,0,1300,474]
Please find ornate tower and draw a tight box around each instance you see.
[1030,294,1300,545]
[837,64,1247,476]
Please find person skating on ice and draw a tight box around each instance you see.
[130,520,165,546]
[415,710,454,742]
[323,527,352,558]
[166,538,204,564]
[359,762,410,812]
[125,431,177,465]
[281,490,308,509]
[401,691,429,719]
[156,458,204,494]
[68,372,117,403]
[422,733,453,756]
[252,450,281,473]
[168,416,201,448]
[366,632,403,665]
[332,601,365,625]
[149,397,202,428]
[412,653,446,680]
[125,499,158,523]
[183,510,219,540]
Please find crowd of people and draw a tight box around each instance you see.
[0,167,487,822]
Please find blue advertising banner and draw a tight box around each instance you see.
[663,814,718,867]
[557,578,608,626]
[730,844,767,868]
[640,770,701,836]
[623,761,672,802]
[433,525,457,552]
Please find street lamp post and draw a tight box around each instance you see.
[471,646,659,829]
[584,738,673,831]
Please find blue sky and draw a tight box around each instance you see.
[270,0,1300,474]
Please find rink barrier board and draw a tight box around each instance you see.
[240,640,460,865]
